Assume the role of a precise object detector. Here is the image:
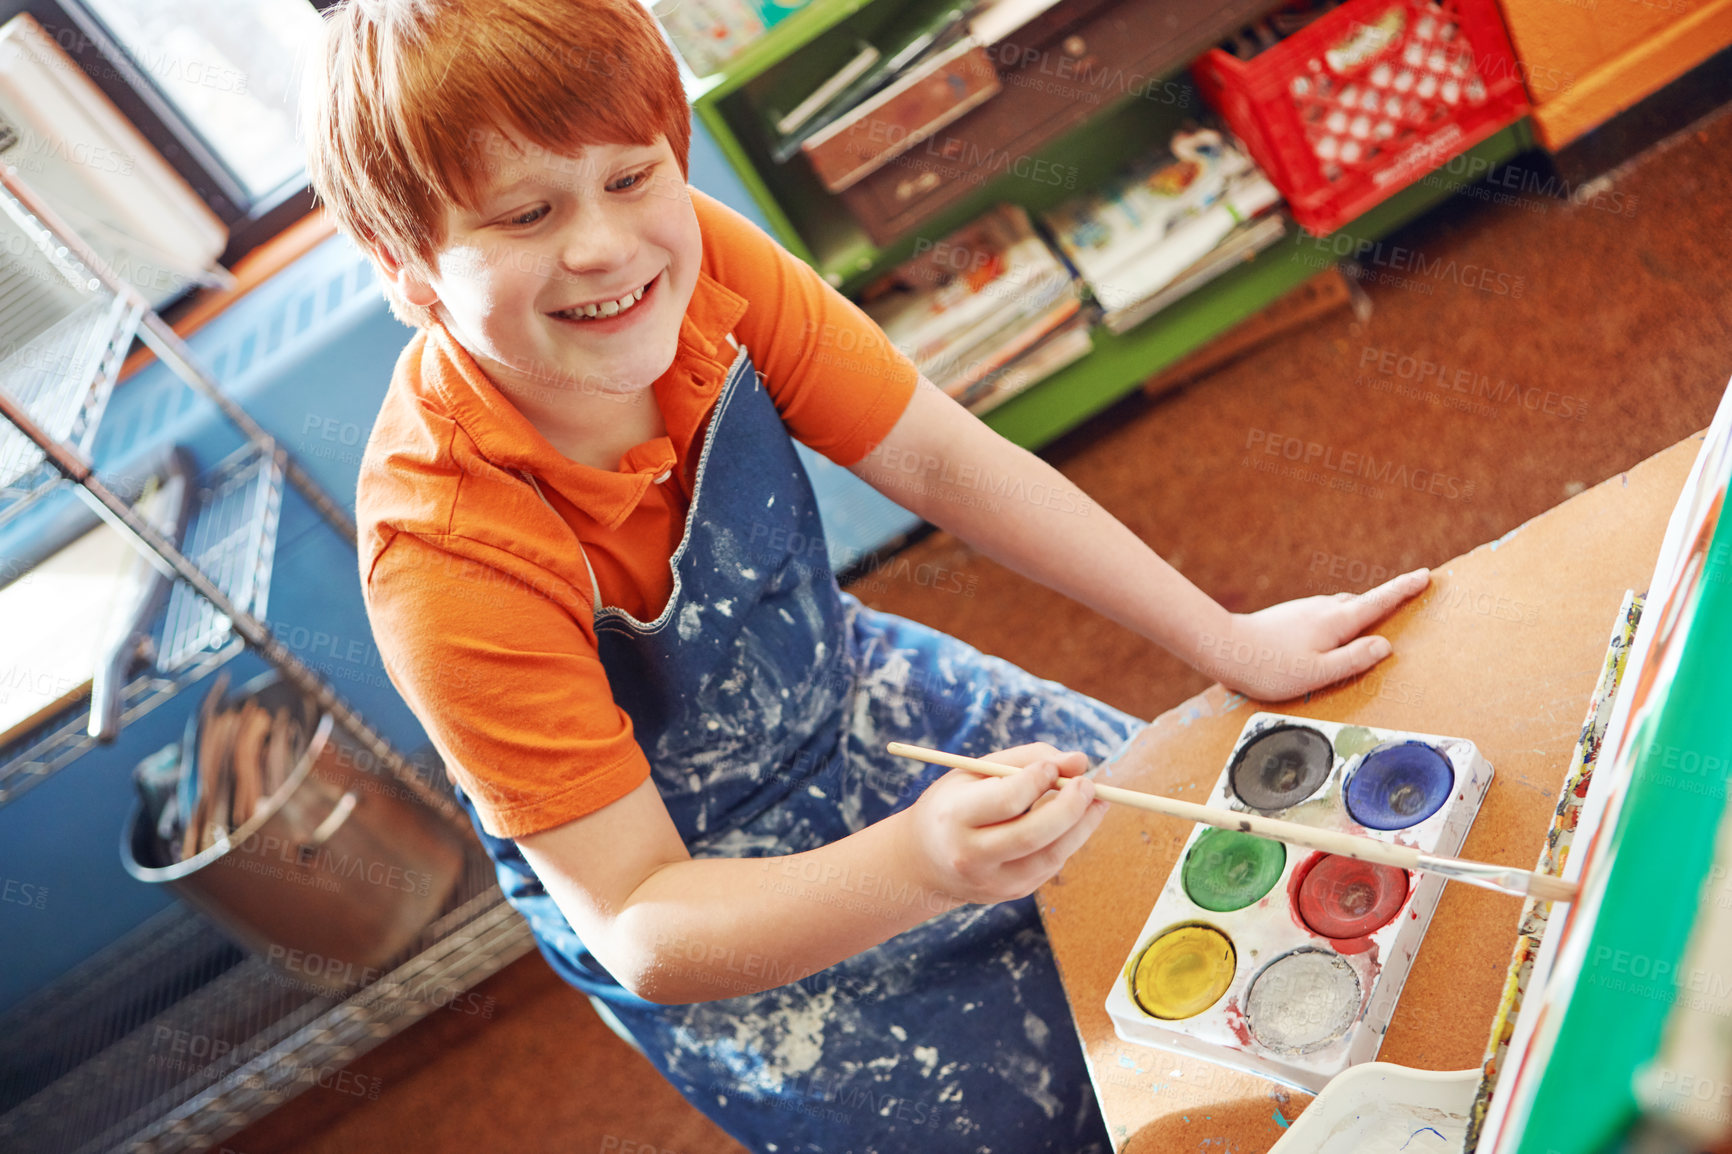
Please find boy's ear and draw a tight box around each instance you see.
[372,244,440,309]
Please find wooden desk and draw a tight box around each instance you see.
[1041,434,1704,1152]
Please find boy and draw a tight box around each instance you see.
[302,1,1429,1149]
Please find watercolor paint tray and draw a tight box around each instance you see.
[1104,712,1494,1092]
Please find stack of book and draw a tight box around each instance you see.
[763,0,1068,157]
[1041,126,1288,334]
[766,0,1092,197]
[860,203,1090,414]
[765,3,994,195]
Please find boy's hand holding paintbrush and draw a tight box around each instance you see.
[896,743,1107,905]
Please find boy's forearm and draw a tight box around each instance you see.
[952,442,1230,660]
[613,808,961,1004]
[860,385,1232,666]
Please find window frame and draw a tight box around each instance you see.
[1,0,324,267]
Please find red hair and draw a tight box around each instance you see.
[301,0,691,326]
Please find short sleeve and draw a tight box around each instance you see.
[365,532,650,839]
[692,190,919,467]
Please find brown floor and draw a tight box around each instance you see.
[226,105,1732,1154]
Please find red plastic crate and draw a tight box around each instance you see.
[1193,0,1530,236]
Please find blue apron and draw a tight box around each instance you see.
[454,343,1140,1153]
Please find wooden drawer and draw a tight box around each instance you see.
[800,40,1001,193]
[837,0,1278,245]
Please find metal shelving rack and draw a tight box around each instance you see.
[0,853,534,1154]
[0,165,534,1152]
[0,165,452,821]
[0,258,142,529]
[0,443,280,806]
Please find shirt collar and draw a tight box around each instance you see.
[419,269,749,530]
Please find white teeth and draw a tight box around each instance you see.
[558,280,650,321]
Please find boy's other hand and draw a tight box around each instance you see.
[1204,568,1431,702]
[901,742,1109,906]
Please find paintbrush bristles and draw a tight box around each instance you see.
[1520,873,1579,903]
[885,742,1578,903]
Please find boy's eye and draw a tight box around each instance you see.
[504,205,548,226]
[610,167,654,192]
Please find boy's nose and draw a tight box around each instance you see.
[554,210,638,278]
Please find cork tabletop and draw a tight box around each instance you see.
[1039,434,1704,1152]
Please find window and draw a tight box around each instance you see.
[77,0,323,201]
[0,0,327,266]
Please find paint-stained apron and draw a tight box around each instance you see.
[453,343,1141,1153]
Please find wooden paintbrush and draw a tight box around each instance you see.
[886,742,1578,903]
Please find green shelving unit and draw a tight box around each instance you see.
[689,0,1537,453]
[692,0,977,270]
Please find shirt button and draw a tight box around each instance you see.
[653,470,671,484]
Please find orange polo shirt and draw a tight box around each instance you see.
[358,188,918,839]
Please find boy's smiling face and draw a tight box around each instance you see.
[392,131,700,404]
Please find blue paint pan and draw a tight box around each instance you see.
[1344,742,1455,830]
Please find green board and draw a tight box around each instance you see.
[1512,507,1732,1153]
